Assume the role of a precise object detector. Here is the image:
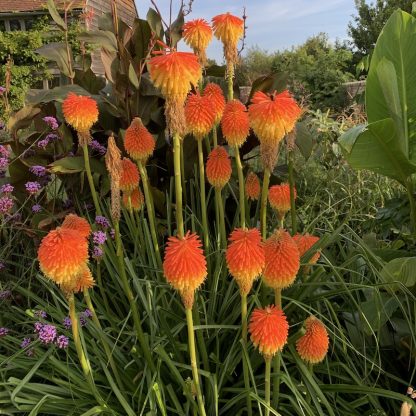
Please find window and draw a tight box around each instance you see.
[24,19,35,31]
[0,20,5,32]
[9,19,21,31]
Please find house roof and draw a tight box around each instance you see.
[0,0,85,13]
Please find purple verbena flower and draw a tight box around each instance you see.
[29,165,47,177]
[0,327,9,337]
[95,215,110,229]
[42,116,58,130]
[92,231,107,245]
[21,337,31,349]
[110,228,115,240]
[25,181,41,195]
[37,138,50,149]
[35,310,47,319]
[38,324,57,344]
[0,157,8,172]
[80,315,87,327]
[0,196,13,214]
[34,321,43,333]
[0,184,13,194]
[56,335,69,349]
[0,145,9,158]
[0,87,6,94]
[63,316,72,330]
[32,204,42,213]
[0,289,11,299]
[89,140,106,156]
[83,309,93,319]
[92,245,103,259]
[46,133,60,142]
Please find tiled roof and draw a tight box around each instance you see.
[0,0,85,13]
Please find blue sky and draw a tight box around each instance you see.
[135,0,357,61]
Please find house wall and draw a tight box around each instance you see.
[86,0,138,75]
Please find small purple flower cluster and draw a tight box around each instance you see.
[32,204,42,213]
[0,144,10,177]
[92,216,111,260]
[0,183,13,194]
[0,195,13,214]
[42,116,58,130]
[89,139,107,156]
[20,338,34,357]
[33,321,68,350]
[63,309,92,329]
[95,215,110,229]
[35,310,47,319]
[0,86,6,94]
[0,327,9,337]
[93,231,107,245]
[29,165,47,177]
[25,181,42,195]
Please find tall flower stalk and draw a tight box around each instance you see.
[249,306,289,415]
[105,136,155,372]
[124,117,161,267]
[226,228,265,415]
[62,93,101,215]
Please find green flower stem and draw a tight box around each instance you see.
[212,126,218,148]
[185,307,207,416]
[234,146,246,229]
[265,357,272,416]
[288,150,297,235]
[180,142,188,209]
[260,168,271,239]
[114,221,156,373]
[197,139,209,253]
[173,133,184,238]
[82,143,102,216]
[68,294,106,408]
[241,293,252,416]
[83,289,124,390]
[227,64,234,101]
[137,160,162,268]
[272,288,282,409]
[215,188,227,249]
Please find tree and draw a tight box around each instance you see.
[272,34,354,110]
[348,0,414,57]
[236,46,276,85]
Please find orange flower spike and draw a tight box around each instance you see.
[245,172,261,201]
[62,93,99,133]
[249,90,302,146]
[182,19,213,64]
[293,233,321,265]
[122,188,145,211]
[263,229,300,290]
[185,93,216,139]
[163,231,207,308]
[38,227,89,285]
[124,118,156,163]
[249,305,289,358]
[221,100,250,147]
[226,228,265,294]
[73,266,95,293]
[206,146,232,189]
[212,13,244,64]
[120,158,140,194]
[296,316,329,364]
[61,214,91,239]
[148,51,201,104]
[268,183,296,217]
[203,83,226,124]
